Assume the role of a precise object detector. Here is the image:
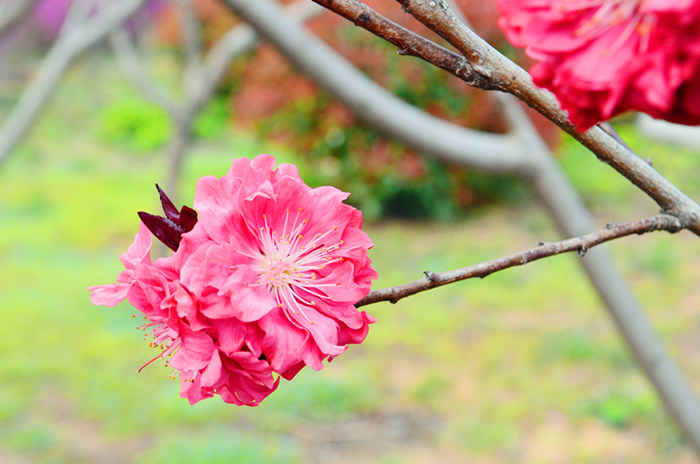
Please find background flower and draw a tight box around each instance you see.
[498,0,700,130]
[32,0,165,37]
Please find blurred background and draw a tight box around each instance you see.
[3,0,700,462]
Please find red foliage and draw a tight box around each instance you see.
[232,45,319,126]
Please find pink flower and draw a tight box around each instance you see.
[497,0,700,130]
[89,155,377,406]
[32,0,165,37]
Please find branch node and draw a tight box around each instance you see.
[389,288,401,304]
[664,215,684,233]
[577,243,588,257]
[356,12,371,27]
[537,241,545,247]
[424,270,438,283]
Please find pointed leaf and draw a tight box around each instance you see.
[179,205,198,231]
[138,211,183,251]
[156,183,180,222]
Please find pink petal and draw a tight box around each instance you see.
[88,283,129,307]
[169,326,215,372]
[120,222,153,269]
[210,318,247,355]
[216,267,276,321]
[258,307,311,373]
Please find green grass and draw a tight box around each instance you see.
[2,59,700,463]
[134,429,300,464]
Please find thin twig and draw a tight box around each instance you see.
[0,0,149,167]
[108,0,324,202]
[109,27,182,115]
[397,0,700,234]
[224,0,700,454]
[200,0,323,94]
[308,0,486,87]
[357,214,682,306]
[59,0,96,39]
[222,0,530,173]
[172,0,203,96]
[310,0,700,235]
[0,0,36,42]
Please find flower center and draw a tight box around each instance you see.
[252,209,344,315]
[565,0,653,54]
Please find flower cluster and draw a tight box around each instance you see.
[497,0,700,130]
[89,155,377,405]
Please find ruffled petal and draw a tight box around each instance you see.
[90,154,376,407]
[88,283,129,307]
[498,0,700,130]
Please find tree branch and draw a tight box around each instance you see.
[109,26,183,115]
[198,0,323,97]
[59,0,97,39]
[212,0,700,454]
[172,0,204,95]
[221,0,532,174]
[219,0,700,451]
[308,0,487,88]
[166,1,326,199]
[637,114,700,148]
[358,215,682,306]
[309,0,700,235]
[406,1,700,451]
[0,0,149,167]
[0,0,36,42]
[398,0,700,234]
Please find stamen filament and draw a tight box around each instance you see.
[252,213,344,315]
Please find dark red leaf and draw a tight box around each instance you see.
[179,205,198,232]
[156,183,180,222]
[138,211,183,251]
[138,185,199,251]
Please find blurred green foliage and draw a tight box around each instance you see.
[5,423,55,454]
[134,430,299,464]
[453,415,519,453]
[98,97,172,151]
[261,368,382,423]
[587,389,657,428]
[1,60,699,463]
[97,96,231,152]
[193,97,232,139]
